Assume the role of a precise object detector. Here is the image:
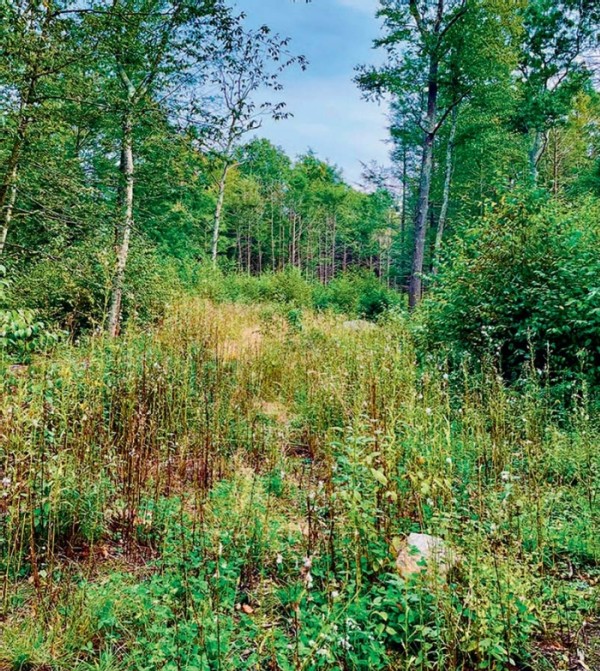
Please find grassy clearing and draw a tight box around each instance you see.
[0,299,598,671]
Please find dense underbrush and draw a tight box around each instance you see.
[0,299,597,670]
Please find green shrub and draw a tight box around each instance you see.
[422,194,600,384]
[0,265,58,360]
[314,271,400,320]
[12,240,190,335]
[259,267,313,306]
[13,242,110,332]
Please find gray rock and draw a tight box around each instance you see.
[396,533,458,579]
[342,319,375,331]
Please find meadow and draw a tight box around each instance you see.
[0,298,597,671]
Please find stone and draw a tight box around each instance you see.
[342,319,375,331]
[395,533,458,579]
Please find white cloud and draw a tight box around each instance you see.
[255,75,391,184]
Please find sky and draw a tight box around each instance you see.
[231,0,391,186]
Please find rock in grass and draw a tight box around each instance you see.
[342,319,375,331]
[395,533,458,579]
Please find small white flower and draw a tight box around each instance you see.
[443,373,449,381]
[339,636,352,650]
[303,556,312,568]
[331,590,340,599]
[276,553,283,565]
[446,457,452,465]
[317,648,329,656]
[1,477,11,488]
[425,407,433,416]
[500,471,510,482]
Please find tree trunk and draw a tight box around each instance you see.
[529,129,546,185]
[107,113,134,337]
[270,193,276,270]
[211,162,229,267]
[0,166,18,257]
[408,54,438,309]
[0,77,36,256]
[433,106,458,275]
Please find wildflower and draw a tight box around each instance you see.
[331,590,339,599]
[1,477,11,488]
[425,407,433,416]
[500,471,510,482]
[276,553,283,565]
[443,373,449,381]
[446,457,452,465]
[317,648,329,657]
[339,636,352,650]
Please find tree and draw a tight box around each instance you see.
[358,0,470,308]
[196,21,305,266]
[515,0,598,184]
[87,0,231,336]
[0,0,84,256]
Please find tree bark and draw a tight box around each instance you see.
[0,167,18,257]
[0,76,37,256]
[433,106,458,275]
[408,53,439,309]
[211,162,230,267]
[107,113,135,337]
[529,129,546,185]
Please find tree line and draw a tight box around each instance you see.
[358,0,599,307]
[0,0,399,336]
[1,0,599,343]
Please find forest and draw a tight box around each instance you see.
[0,0,599,669]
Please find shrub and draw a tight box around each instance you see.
[13,241,111,333]
[0,265,57,360]
[314,271,400,320]
[422,194,600,385]
[12,240,190,335]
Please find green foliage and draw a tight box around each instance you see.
[0,266,57,360]
[191,267,400,320]
[422,195,600,384]
[1,300,597,671]
[313,271,401,319]
[12,242,191,334]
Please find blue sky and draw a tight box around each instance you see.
[232,0,390,185]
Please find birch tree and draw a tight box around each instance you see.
[196,22,305,266]
[515,0,598,184]
[87,0,230,335]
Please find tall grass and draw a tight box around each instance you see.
[0,299,597,670]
